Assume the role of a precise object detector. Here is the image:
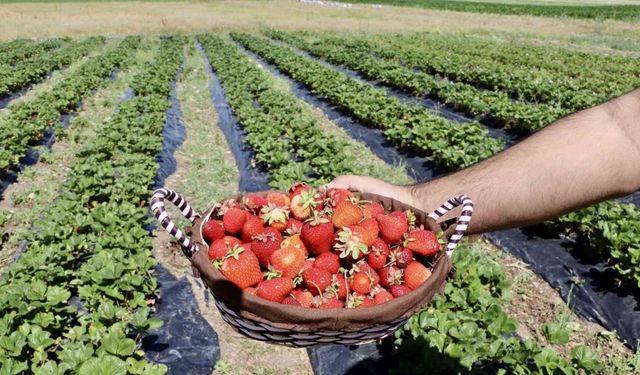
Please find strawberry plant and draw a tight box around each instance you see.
[0,37,67,66]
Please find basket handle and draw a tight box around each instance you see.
[427,195,473,257]
[150,187,201,258]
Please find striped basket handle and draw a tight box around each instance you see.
[427,195,473,257]
[150,188,201,258]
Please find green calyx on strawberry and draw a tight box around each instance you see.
[260,203,290,231]
[290,189,320,221]
[334,226,369,260]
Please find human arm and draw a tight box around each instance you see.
[327,88,640,234]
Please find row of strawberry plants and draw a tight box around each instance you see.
[0,37,68,66]
[198,34,360,188]
[0,36,104,96]
[0,36,183,374]
[266,30,566,133]
[232,33,504,171]
[337,34,634,112]
[0,36,136,175]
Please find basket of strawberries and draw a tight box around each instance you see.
[150,182,473,347]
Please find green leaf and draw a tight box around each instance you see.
[571,345,601,371]
[100,331,136,357]
[542,322,569,344]
[78,355,127,375]
[27,326,55,351]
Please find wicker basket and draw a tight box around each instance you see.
[150,188,473,347]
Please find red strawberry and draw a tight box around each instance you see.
[354,260,380,285]
[302,267,333,296]
[389,284,412,298]
[282,296,300,306]
[317,297,344,309]
[327,188,352,207]
[260,204,289,232]
[245,287,257,295]
[281,233,307,256]
[256,277,293,303]
[376,213,408,243]
[300,216,334,255]
[378,265,403,288]
[302,258,315,272]
[219,245,262,289]
[346,293,374,308]
[202,220,225,244]
[327,273,348,300]
[291,288,314,307]
[349,271,373,294]
[362,202,385,218]
[242,194,268,214]
[334,226,369,260]
[331,201,363,228]
[285,218,303,235]
[241,214,264,242]
[391,247,414,268]
[358,218,379,247]
[208,236,242,261]
[404,229,440,257]
[288,182,310,201]
[405,262,431,289]
[367,239,390,270]
[290,189,319,221]
[313,252,340,274]
[267,192,290,207]
[270,244,306,278]
[251,227,283,267]
[217,199,241,216]
[374,289,394,305]
[223,207,247,234]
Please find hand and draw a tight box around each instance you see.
[324,175,416,208]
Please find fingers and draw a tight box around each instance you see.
[325,175,362,190]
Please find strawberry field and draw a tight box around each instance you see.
[0,32,639,375]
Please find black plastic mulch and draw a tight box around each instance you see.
[145,66,221,373]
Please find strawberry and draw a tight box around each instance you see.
[290,189,319,221]
[219,245,262,289]
[349,271,373,294]
[317,297,344,309]
[267,192,290,207]
[282,296,300,306]
[270,244,306,278]
[354,260,380,285]
[260,203,290,232]
[334,226,369,260]
[327,273,348,300]
[288,182,310,201]
[367,238,390,270]
[285,218,303,235]
[346,293,374,308]
[326,188,352,207]
[245,287,257,295]
[373,289,394,305]
[358,218,379,246]
[389,284,412,298]
[256,277,293,303]
[281,233,307,255]
[302,267,333,296]
[300,216,334,255]
[217,199,241,216]
[251,227,283,267]
[202,219,225,244]
[223,207,247,234]
[404,229,440,257]
[391,247,414,268]
[378,265,403,288]
[241,214,264,242]
[331,201,363,228]
[376,213,408,243]
[362,201,385,219]
[405,262,431,289]
[291,288,314,307]
[242,194,268,214]
[313,252,340,274]
[208,236,242,261]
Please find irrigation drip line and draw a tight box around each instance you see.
[145,66,221,374]
[234,40,640,373]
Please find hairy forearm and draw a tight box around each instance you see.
[409,88,640,234]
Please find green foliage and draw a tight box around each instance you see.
[233,32,504,170]
[0,36,184,373]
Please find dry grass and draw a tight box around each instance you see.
[1,0,639,41]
